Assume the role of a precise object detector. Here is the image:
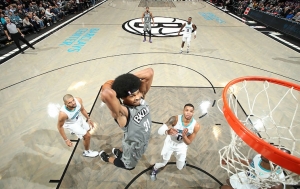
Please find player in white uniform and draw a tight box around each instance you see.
[150,103,201,180]
[178,17,197,53]
[221,149,291,189]
[57,94,99,157]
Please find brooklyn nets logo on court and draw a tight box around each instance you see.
[122,16,187,37]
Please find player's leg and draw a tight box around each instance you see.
[143,24,147,42]
[186,36,191,53]
[151,142,173,180]
[148,24,152,43]
[181,36,186,53]
[65,120,98,157]
[174,148,187,170]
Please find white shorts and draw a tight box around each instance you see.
[161,135,187,162]
[182,35,191,43]
[63,117,90,139]
[229,172,258,189]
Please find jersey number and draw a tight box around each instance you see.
[143,119,151,132]
[177,134,183,141]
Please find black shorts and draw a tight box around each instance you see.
[113,157,135,170]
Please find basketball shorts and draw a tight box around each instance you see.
[229,172,258,189]
[182,35,191,43]
[121,140,148,169]
[160,135,187,162]
[143,22,151,31]
[63,117,90,139]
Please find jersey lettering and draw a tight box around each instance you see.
[133,107,150,123]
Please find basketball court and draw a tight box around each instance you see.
[0,0,299,188]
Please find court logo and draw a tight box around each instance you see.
[199,12,225,24]
[122,16,187,37]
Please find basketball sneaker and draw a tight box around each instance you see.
[180,50,183,53]
[99,151,110,162]
[149,39,152,43]
[187,49,189,53]
[83,150,99,157]
[150,167,158,181]
[112,148,122,158]
[143,38,146,42]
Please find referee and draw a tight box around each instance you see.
[3,16,35,54]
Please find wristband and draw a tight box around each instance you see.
[158,124,168,135]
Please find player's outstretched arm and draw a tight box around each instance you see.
[101,80,128,127]
[133,68,154,98]
[182,122,200,145]
[158,116,178,135]
[57,112,72,147]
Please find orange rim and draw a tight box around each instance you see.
[222,76,300,174]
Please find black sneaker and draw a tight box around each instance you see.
[112,148,122,158]
[150,167,158,181]
[99,151,109,162]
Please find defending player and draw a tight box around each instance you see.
[99,68,154,170]
[178,17,197,53]
[150,103,201,180]
[220,148,291,189]
[142,6,154,43]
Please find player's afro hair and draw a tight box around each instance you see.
[112,73,141,98]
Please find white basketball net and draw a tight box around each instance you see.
[218,80,300,188]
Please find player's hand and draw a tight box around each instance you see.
[7,36,11,40]
[167,128,178,135]
[65,139,73,147]
[88,119,94,128]
[21,34,24,37]
[182,128,188,137]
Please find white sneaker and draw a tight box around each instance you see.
[83,150,99,157]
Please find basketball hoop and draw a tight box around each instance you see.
[219,76,300,187]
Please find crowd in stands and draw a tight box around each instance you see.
[0,0,98,47]
[211,0,300,21]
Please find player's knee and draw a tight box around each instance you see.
[83,132,91,140]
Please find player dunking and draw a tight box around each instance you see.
[150,103,201,180]
[142,6,154,43]
[178,17,197,53]
[99,68,154,170]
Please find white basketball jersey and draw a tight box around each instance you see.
[183,22,193,36]
[248,154,285,180]
[170,115,196,143]
[60,98,82,124]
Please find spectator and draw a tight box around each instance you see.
[0,13,6,25]
[22,15,38,33]
[39,9,51,26]
[8,11,22,24]
[33,12,45,29]
[27,12,40,32]
[45,8,57,23]
[17,9,26,19]
[39,3,45,12]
